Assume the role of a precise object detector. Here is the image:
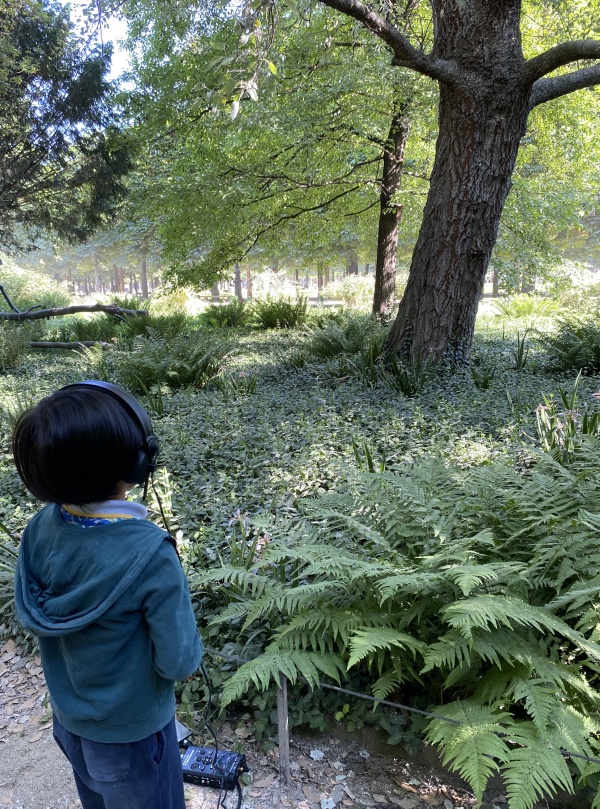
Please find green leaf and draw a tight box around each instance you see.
[426,701,511,801]
[347,627,423,669]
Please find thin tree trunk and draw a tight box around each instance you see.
[234,263,243,301]
[373,112,411,317]
[347,257,359,275]
[140,248,149,299]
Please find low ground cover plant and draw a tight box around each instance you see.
[2,291,600,807]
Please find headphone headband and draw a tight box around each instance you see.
[59,380,159,487]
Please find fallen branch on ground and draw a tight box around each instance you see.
[0,303,146,321]
[29,341,111,350]
[0,284,146,320]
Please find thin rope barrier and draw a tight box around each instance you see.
[203,646,600,766]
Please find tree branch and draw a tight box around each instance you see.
[0,303,147,321]
[524,39,600,84]
[317,0,457,83]
[530,64,600,107]
[29,341,111,349]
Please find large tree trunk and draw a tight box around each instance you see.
[386,4,530,364]
[373,111,410,318]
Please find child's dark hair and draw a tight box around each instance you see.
[12,386,144,506]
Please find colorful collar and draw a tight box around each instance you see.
[61,500,148,527]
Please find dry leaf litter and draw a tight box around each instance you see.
[0,642,584,809]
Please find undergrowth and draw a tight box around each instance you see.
[2,301,600,807]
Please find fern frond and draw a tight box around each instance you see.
[207,601,251,626]
[347,627,424,669]
[304,507,389,546]
[548,578,600,612]
[546,703,600,764]
[371,665,406,699]
[443,562,519,596]
[374,571,441,603]
[501,725,573,809]
[191,567,273,600]
[426,701,511,801]
[421,633,472,672]
[272,608,394,651]
[443,595,600,660]
[239,581,344,631]
[219,649,345,706]
[509,678,558,730]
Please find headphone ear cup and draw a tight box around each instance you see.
[125,451,149,486]
[59,380,160,488]
[126,435,159,485]
[146,435,160,474]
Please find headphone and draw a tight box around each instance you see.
[60,380,160,489]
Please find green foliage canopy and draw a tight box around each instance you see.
[0,0,133,249]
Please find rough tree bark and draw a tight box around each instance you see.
[387,68,531,362]
[319,0,600,363]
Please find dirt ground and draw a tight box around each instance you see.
[0,640,588,809]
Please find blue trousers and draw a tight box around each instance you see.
[53,715,186,809]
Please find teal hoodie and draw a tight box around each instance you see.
[14,504,203,743]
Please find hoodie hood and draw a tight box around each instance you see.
[15,504,167,637]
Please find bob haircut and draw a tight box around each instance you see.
[12,386,144,506]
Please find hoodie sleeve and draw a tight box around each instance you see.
[135,538,203,682]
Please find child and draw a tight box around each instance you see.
[12,380,202,809]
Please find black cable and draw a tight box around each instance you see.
[318,682,462,725]
[202,647,600,768]
[149,472,172,534]
[198,661,238,808]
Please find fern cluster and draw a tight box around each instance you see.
[192,444,600,808]
[81,330,233,394]
[539,316,600,373]
[250,295,309,329]
[201,298,250,329]
[303,313,383,359]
